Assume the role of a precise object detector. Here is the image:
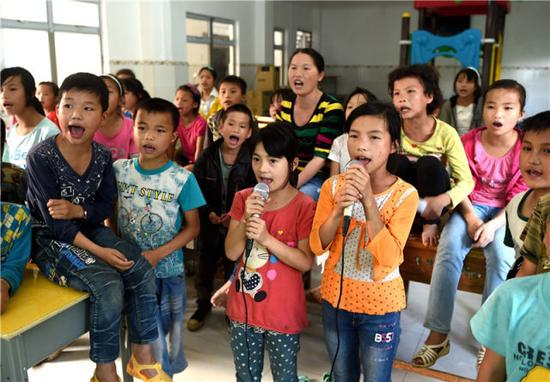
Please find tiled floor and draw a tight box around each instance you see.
[28,279,481,381]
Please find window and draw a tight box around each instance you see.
[296,30,312,49]
[186,13,236,85]
[0,0,103,83]
[273,28,285,86]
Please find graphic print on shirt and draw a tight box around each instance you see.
[236,241,270,302]
[514,341,550,381]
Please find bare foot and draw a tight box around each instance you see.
[421,224,439,247]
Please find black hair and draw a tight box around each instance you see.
[176,84,201,114]
[100,74,124,98]
[115,68,136,80]
[344,87,378,110]
[219,75,247,95]
[59,72,109,112]
[135,97,179,132]
[345,101,401,148]
[38,81,60,97]
[270,87,294,104]
[121,78,150,102]
[522,110,550,134]
[251,122,300,188]
[220,103,256,132]
[387,64,444,115]
[1,66,44,115]
[289,48,325,73]
[484,79,527,112]
[1,119,5,154]
[452,67,482,104]
[198,66,217,82]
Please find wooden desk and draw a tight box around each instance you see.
[401,236,486,294]
[1,269,133,382]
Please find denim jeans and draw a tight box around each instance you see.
[299,175,324,202]
[322,301,400,382]
[230,321,300,382]
[32,226,158,363]
[424,204,515,334]
[151,275,188,377]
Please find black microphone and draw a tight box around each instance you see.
[342,160,361,236]
[245,183,270,257]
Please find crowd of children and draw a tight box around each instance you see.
[1,44,549,382]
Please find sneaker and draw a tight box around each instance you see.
[187,307,211,331]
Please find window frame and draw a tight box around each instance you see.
[273,27,285,86]
[295,29,312,49]
[1,0,103,83]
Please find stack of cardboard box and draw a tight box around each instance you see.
[247,65,280,116]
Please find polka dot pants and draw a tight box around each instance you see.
[230,321,300,382]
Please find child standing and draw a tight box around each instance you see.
[173,84,206,168]
[504,111,550,276]
[310,102,418,381]
[328,87,378,176]
[37,81,60,127]
[188,104,257,331]
[1,67,59,169]
[121,77,149,119]
[114,97,205,377]
[205,75,247,147]
[225,123,315,381]
[94,74,138,161]
[388,64,474,246]
[197,66,221,120]
[439,67,483,136]
[26,73,169,382]
[413,80,528,368]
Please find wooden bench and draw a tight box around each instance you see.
[401,235,486,294]
[0,268,133,382]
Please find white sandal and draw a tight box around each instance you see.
[412,336,450,368]
[476,346,486,370]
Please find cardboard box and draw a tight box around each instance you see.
[246,89,273,116]
[256,65,280,92]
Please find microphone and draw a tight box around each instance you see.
[342,160,361,236]
[245,183,270,257]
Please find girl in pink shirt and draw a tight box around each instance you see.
[173,84,206,170]
[413,79,528,368]
[94,75,138,161]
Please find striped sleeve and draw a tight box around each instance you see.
[314,95,344,159]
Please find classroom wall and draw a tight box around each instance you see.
[313,1,549,115]
[103,0,272,99]
[102,1,548,114]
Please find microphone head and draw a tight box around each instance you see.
[253,182,270,201]
[344,159,362,171]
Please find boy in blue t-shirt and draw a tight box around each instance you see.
[113,97,205,377]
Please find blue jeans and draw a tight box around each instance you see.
[32,226,158,363]
[230,321,300,382]
[424,204,515,334]
[151,275,188,377]
[299,175,324,202]
[322,301,400,382]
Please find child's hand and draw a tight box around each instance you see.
[244,192,267,221]
[208,212,222,225]
[246,216,271,245]
[466,216,484,241]
[211,280,232,307]
[0,279,10,314]
[422,195,448,220]
[142,249,162,267]
[220,213,231,228]
[344,165,373,205]
[472,220,498,248]
[334,183,361,215]
[47,199,84,220]
[98,248,134,271]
